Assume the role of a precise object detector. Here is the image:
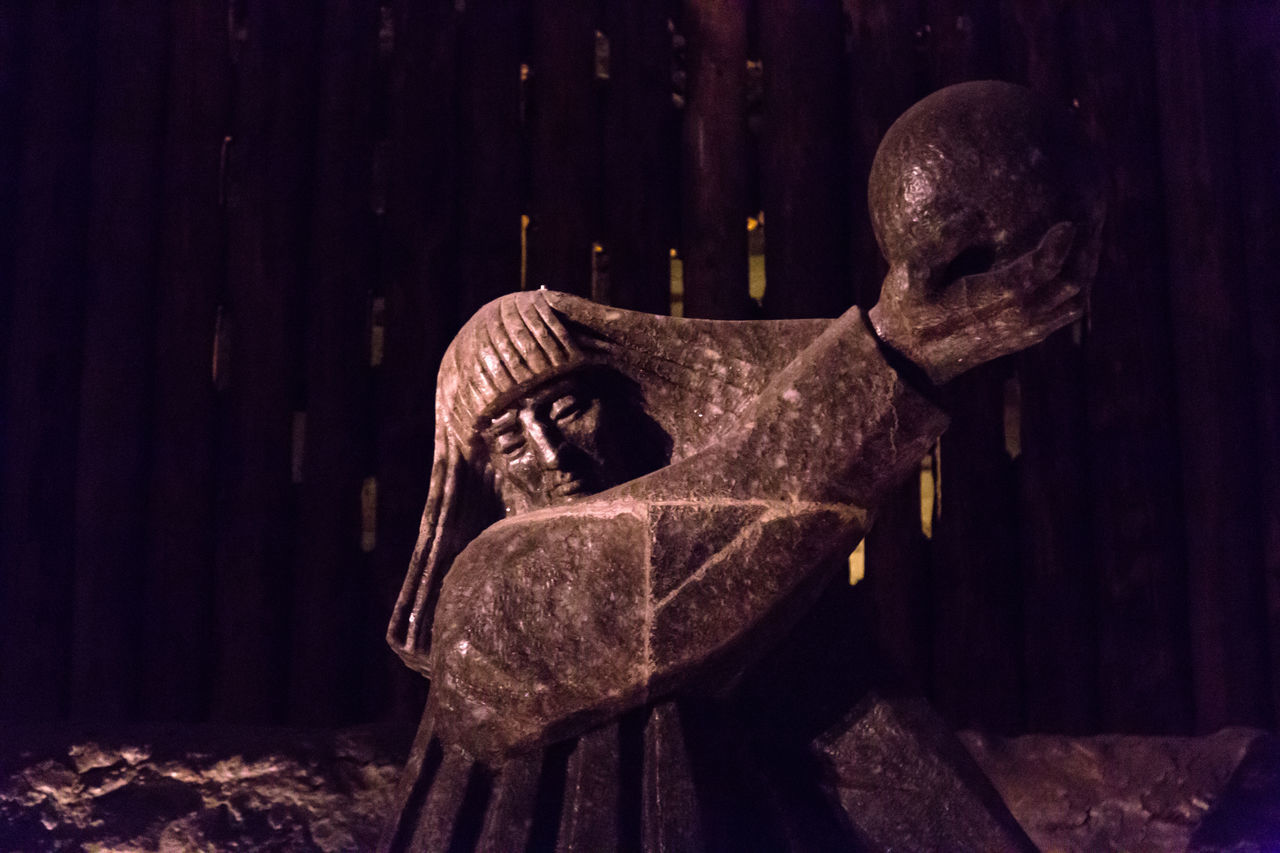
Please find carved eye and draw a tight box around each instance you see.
[549,393,585,423]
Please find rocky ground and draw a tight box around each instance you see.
[0,723,406,852]
[0,721,1276,851]
[963,728,1280,852]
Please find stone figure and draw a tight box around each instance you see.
[380,81,1104,851]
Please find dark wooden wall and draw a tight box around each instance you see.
[1,0,1276,735]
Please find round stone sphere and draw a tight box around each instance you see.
[869,80,1102,278]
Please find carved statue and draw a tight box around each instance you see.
[380,81,1104,851]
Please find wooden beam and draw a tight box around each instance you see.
[0,2,96,720]
[212,0,321,721]
[141,0,230,721]
[457,0,524,314]
[600,0,677,314]
[71,0,171,720]
[758,0,851,319]
[289,0,380,725]
[680,0,749,319]
[527,0,599,296]
[1153,0,1273,731]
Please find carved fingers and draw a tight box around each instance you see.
[870,220,1088,385]
[932,221,1077,330]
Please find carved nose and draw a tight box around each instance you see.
[525,418,564,469]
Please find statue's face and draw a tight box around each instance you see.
[481,375,625,514]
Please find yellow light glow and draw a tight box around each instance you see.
[848,540,866,585]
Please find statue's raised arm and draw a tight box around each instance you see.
[388,81,1102,762]
[382,80,1104,853]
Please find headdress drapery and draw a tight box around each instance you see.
[387,290,832,675]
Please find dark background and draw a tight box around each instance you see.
[0,0,1276,738]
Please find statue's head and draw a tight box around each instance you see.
[436,295,635,514]
[869,80,1104,297]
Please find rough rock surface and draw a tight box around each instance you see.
[820,695,1038,852]
[963,727,1280,853]
[0,723,410,852]
[1188,732,1280,852]
[2,722,1278,851]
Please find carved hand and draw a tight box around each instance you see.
[868,221,1084,385]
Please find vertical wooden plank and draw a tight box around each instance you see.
[757,0,850,320]
[996,0,1067,94]
[1016,340,1098,734]
[999,2,1099,735]
[374,0,461,721]
[141,0,229,721]
[456,0,524,315]
[862,480,933,690]
[1068,2,1193,734]
[914,0,1024,733]
[1152,0,1273,731]
[0,2,29,445]
[527,0,598,296]
[929,376,1025,732]
[843,0,934,690]
[680,0,750,319]
[213,1,320,721]
[600,0,677,314]
[0,9,29,677]
[1226,3,1280,726]
[0,3,96,720]
[70,0,171,720]
[919,0,1001,87]
[361,0,396,725]
[843,0,926,309]
[289,0,380,725]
